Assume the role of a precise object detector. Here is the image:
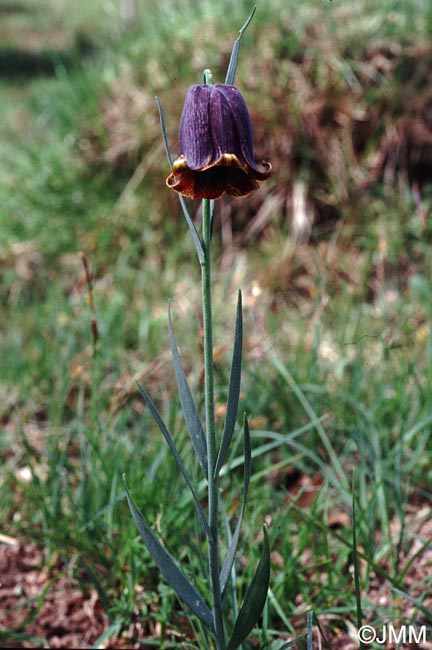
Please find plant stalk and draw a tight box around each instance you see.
[201,198,225,649]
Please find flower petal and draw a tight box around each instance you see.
[207,86,241,167]
[217,84,270,176]
[179,85,213,170]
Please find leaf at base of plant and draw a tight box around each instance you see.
[123,477,214,632]
[226,524,271,650]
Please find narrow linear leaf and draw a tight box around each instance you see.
[123,478,214,632]
[155,96,204,264]
[306,610,313,650]
[226,525,270,650]
[220,414,251,598]
[352,476,364,640]
[155,96,173,167]
[179,194,206,265]
[225,6,256,85]
[137,383,210,539]
[391,587,432,621]
[168,304,208,478]
[311,614,332,650]
[215,290,243,478]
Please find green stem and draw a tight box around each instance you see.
[201,198,225,649]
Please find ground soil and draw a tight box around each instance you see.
[1,507,431,649]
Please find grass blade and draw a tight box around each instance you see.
[391,587,432,622]
[168,303,208,478]
[215,290,243,478]
[220,414,251,598]
[264,343,349,491]
[137,382,210,539]
[123,478,214,631]
[226,525,270,650]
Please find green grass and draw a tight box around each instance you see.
[1,0,432,647]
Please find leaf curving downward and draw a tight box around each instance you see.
[226,525,270,650]
[123,477,214,632]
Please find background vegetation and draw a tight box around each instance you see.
[1,0,431,647]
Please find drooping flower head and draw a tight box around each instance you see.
[167,84,271,199]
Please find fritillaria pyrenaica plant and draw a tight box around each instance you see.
[124,9,272,649]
